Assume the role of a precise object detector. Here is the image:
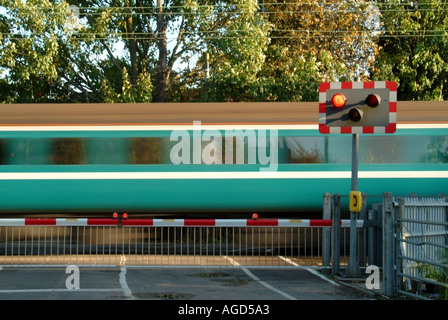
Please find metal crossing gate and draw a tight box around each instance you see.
[0,217,357,268]
[394,195,448,299]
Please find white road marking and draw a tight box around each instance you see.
[119,262,135,300]
[223,256,297,300]
[278,256,340,287]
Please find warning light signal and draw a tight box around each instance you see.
[348,108,363,122]
[331,93,346,108]
[330,91,380,123]
[318,81,397,134]
[365,93,381,108]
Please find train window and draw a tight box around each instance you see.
[281,135,448,165]
[360,135,448,164]
[282,137,324,163]
[360,136,400,164]
[131,137,167,164]
[53,138,86,165]
[86,138,131,164]
[0,134,444,166]
[4,139,51,165]
[421,136,448,164]
[0,140,4,165]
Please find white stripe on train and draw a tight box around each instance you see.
[0,171,446,180]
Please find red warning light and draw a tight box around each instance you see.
[123,213,128,219]
[365,94,381,107]
[348,108,364,122]
[113,212,118,219]
[331,93,346,108]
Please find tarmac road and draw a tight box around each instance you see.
[0,266,375,301]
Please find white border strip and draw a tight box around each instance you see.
[0,171,446,180]
[55,218,88,226]
[0,219,25,226]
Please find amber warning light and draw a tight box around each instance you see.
[331,93,346,108]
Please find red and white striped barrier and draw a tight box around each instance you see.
[0,218,364,228]
[0,218,118,226]
[121,219,363,228]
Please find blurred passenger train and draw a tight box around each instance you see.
[0,102,446,216]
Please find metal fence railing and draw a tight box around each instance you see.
[0,218,357,268]
[394,195,448,300]
[0,218,119,266]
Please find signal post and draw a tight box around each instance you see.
[319,81,397,277]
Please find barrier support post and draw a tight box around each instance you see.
[346,133,361,278]
[322,192,332,270]
[382,192,395,296]
[332,193,341,275]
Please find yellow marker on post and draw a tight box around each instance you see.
[349,191,362,212]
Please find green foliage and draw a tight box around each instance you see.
[259,1,380,102]
[1,1,69,102]
[204,1,271,102]
[101,67,153,103]
[419,249,448,299]
[0,0,446,103]
[205,0,380,102]
[371,0,448,100]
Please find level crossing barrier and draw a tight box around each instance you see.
[0,217,362,268]
[2,193,446,300]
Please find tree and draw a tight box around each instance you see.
[257,0,380,102]
[101,66,153,102]
[5,1,442,104]
[371,0,448,100]
[203,1,271,102]
[0,0,265,103]
[0,0,73,102]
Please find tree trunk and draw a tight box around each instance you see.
[154,0,170,102]
[126,17,138,85]
[126,1,138,85]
